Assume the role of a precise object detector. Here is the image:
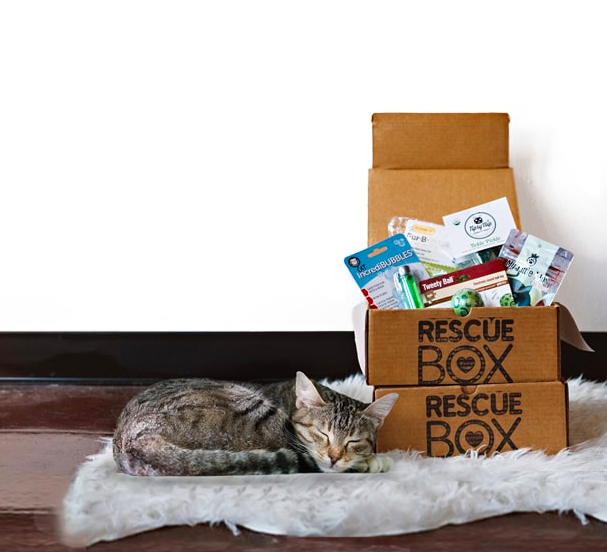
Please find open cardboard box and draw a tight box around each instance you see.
[362,113,585,456]
[367,305,560,386]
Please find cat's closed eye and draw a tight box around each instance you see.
[346,440,369,454]
[317,430,330,444]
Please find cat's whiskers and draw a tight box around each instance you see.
[283,430,311,455]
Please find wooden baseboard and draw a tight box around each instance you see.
[0,331,603,384]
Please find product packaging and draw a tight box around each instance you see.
[498,229,574,307]
[442,197,518,258]
[389,218,458,276]
[419,259,514,309]
[344,234,429,310]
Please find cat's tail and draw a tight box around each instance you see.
[113,434,318,476]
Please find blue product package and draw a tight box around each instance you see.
[344,234,429,309]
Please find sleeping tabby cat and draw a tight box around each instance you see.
[113,372,398,476]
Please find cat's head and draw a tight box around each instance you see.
[291,371,398,473]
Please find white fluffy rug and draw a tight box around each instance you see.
[60,375,607,547]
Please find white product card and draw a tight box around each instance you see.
[442,197,517,257]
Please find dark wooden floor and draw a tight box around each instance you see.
[2,384,607,551]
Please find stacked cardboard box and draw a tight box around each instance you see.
[367,113,568,457]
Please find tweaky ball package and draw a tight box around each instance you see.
[345,234,429,309]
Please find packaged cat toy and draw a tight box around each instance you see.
[498,229,574,306]
[344,234,429,309]
[418,259,514,309]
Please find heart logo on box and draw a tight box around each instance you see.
[456,357,476,373]
[465,431,484,447]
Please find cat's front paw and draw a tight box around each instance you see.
[356,455,393,473]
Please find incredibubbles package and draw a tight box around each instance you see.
[344,234,429,309]
[498,229,574,306]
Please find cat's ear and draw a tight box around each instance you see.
[363,393,398,428]
[295,371,326,409]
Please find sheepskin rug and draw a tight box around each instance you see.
[60,375,607,547]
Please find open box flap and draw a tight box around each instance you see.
[558,303,594,352]
[372,113,510,170]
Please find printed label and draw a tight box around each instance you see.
[425,390,523,456]
[443,197,517,257]
[417,316,515,385]
[419,259,513,308]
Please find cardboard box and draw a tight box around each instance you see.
[375,381,568,457]
[366,113,558,386]
[364,113,571,457]
[372,113,510,170]
[367,305,560,386]
[368,168,521,247]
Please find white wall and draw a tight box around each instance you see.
[1,1,605,331]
